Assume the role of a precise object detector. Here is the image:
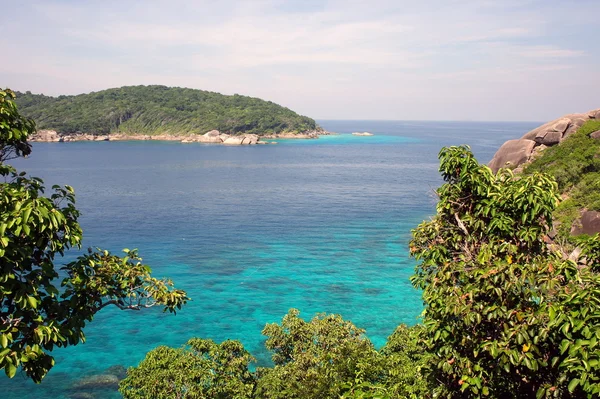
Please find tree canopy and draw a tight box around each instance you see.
[15,85,318,136]
[410,145,600,398]
[0,88,189,382]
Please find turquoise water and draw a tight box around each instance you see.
[2,120,538,398]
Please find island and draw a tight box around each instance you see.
[15,85,330,144]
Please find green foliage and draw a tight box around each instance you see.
[380,324,432,399]
[15,86,318,136]
[119,338,255,399]
[0,89,189,382]
[524,120,600,240]
[122,310,433,399]
[0,89,34,161]
[410,145,600,398]
[255,309,383,399]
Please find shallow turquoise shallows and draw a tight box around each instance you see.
[3,120,538,398]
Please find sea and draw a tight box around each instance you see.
[2,120,538,398]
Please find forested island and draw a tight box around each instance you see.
[15,85,322,141]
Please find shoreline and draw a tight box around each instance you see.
[29,129,334,145]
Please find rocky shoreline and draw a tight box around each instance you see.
[29,129,332,145]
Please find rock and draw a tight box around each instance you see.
[491,108,600,172]
[71,374,120,390]
[562,117,588,140]
[488,139,537,172]
[571,211,600,236]
[535,130,562,146]
[241,134,259,145]
[105,365,127,379]
[352,132,374,136]
[532,118,570,145]
[30,129,60,142]
[94,135,109,141]
[203,130,221,137]
[223,136,245,145]
[590,130,600,140]
[568,247,583,262]
[68,393,95,399]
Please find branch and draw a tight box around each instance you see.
[454,213,469,236]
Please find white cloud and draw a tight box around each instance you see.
[1,0,597,120]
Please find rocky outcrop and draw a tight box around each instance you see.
[352,132,374,136]
[591,130,600,140]
[489,108,600,173]
[29,129,60,142]
[488,139,537,172]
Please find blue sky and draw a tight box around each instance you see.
[1,0,598,121]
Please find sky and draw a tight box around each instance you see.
[1,0,598,121]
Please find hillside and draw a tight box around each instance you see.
[489,109,600,239]
[15,85,318,136]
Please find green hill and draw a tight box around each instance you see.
[15,85,318,136]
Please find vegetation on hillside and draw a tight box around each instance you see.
[15,86,318,136]
[412,146,600,398]
[524,120,600,239]
[0,89,188,382]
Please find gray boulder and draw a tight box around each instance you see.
[488,139,537,172]
[590,130,600,140]
[571,211,600,236]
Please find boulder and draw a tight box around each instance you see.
[530,117,570,145]
[241,134,259,145]
[488,139,537,172]
[571,211,600,236]
[71,373,119,390]
[223,136,244,145]
[31,129,60,142]
[203,130,221,137]
[590,130,600,140]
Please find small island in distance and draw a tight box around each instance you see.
[15,85,330,144]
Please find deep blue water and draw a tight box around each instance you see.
[2,120,538,398]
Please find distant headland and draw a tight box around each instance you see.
[15,85,331,144]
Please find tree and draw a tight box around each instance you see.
[410,146,600,398]
[0,89,189,382]
[254,309,383,399]
[119,338,255,399]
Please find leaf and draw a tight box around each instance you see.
[5,361,16,378]
[27,296,37,309]
[568,378,579,393]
